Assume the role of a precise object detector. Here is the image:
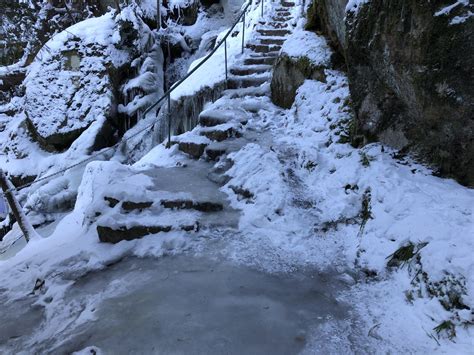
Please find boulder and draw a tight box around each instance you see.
[271,31,332,108]
[23,10,152,152]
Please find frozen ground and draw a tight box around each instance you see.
[0,1,473,354]
[0,252,369,354]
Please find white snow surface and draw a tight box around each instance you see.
[0,2,473,353]
[280,29,332,67]
[435,0,474,25]
[24,13,121,139]
[346,0,370,14]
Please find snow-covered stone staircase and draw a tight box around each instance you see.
[96,1,296,243]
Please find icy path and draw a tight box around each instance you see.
[19,255,357,354]
[1,0,473,353]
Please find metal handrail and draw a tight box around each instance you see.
[146,0,254,117]
[0,0,264,197]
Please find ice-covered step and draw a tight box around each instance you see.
[230,64,272,76]
[244,56,277,65]
[275,10,291,16]
[161,199,223,212]
[258,38,285,46]
[97,210,200,243]
[199,122,242,142]
[272,16,291,22]
[205,139,247,161]
[223,82,271,99]
[227,75,269,90]
[246,43,282,54]
[281,1,295,7]
[258,21,289,29]
[208,95,273,115]
[248,51,280,59]
[205,144,227,161]
[257,29,291,36]
[199,109,250,127]
[103,195,223,213]
[171,132,211,159]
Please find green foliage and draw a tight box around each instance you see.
[358,188,372,237]
[387,242,428,268]
[304,160,317,172]
[295,56,314,77]
[434,321,456,340]
[359,152,371,167]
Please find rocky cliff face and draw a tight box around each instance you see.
[304,0,474,186]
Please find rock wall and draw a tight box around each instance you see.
[307,0,474,186]
[305,0,347,57]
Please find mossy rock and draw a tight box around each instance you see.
[271,54,327,108]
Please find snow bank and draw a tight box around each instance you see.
[277,75,474,351]
[280,29,332,67]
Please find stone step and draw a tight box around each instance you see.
[97,221,199,243]
[230,64,271,76]
[170,132,211,159]
[275,10,291,16]
[199,109,249,127]
[227,75,268,90]
[249,51,280,58]
[243,56,277,65]
[257,29,291,36]
[205,145,227,161]
[177,141,208,159]
[103,197,153,212]
[97,210,199,243]
[272,16,291,22]
[259,38,285,46]
[281,1,295,7]
[161,199,223,212]
[205,139,248,162]
[223,83,270,99]
[247,44,282,53]
[199,125,242,142]
[259,21,289,29]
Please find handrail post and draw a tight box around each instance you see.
[224,38,228,86]
[166,92,171,148]
[261,0,263,17]
[0,170,38,243]
[242,12,245,54]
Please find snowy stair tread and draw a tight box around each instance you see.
[256,29,291,36]
[230,64,272,76]
[246,43,282,53]
[199,109,250,127]
[223,82,271,99]
[97,209,200,243]
[199,122,242,142]
[227,75,270,90]
[95,0,294,244]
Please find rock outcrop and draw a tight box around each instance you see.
[23,8,159,152]
[271,30,332,108]
[305,0,474,186]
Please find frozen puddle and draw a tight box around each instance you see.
[38,255,353,354]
